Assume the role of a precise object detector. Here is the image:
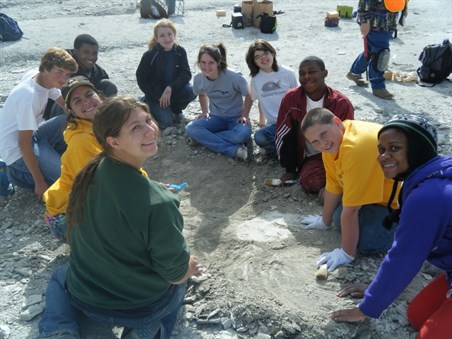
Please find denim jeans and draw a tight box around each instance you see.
[254,123,276,154]
[39,265,187,339]
[144,84,196,129]
[6,114,67,188]
[333,203,398,255]
[350,30,392,90]
[186,115,252,158]
[0,160,14,196]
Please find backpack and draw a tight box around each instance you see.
[258,13,277,34]
[0,13,23,42]
[417,39,452,85]
[140,0,168,19]
[222,12,244,29]
[384,0,407,13]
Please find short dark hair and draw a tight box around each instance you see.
[300,108,335,135]
[299,56,326,72]
[245,39,279,77]
[74,34,98,49]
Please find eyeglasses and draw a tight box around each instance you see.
[254,50,272,61]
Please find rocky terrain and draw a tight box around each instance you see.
[0,0,451,338]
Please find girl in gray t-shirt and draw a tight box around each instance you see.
[186,43,252,161]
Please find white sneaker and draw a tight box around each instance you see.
[235,145,248,161]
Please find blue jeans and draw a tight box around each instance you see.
[0,160,14,196]
[350,30,391,90]
[186,115,252,158]
[254,123,276,154]
[39,265,187,338]
[333,203,398,255]
[6,114,67,189]
[144,84,196,129]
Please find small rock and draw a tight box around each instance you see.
[20,303,45,321]
[221,317,232,329]
[22,294,43,309]
[207,308,221,320]
[274,330,286,338]
[14,268,32,277]
[248,326,258,335]
[191,274,208,284]
[163,127,176,136]
[0,324,11,339]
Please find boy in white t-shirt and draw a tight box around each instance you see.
[242,40,298,156]
[0,47,77,198]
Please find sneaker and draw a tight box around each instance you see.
[188,138,199,146]
[372,88,394,100]
[235,145,248,161]
[172,112,183,124]
[346,72,369,87]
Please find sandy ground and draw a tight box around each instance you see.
[1,0,451,338]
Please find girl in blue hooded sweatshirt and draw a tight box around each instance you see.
[330,114,452,339]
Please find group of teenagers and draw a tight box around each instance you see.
[0,11,450,339]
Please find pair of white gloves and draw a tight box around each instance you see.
[300,214,354,272]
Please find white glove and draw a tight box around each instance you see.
[300,214,329,230]
[317,248,354,272]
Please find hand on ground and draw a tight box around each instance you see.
[300,214,329,230]
[337,283,368,298]
[330,307,367,322]
[317,248,354,272]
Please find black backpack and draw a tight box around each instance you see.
[417,39,452,85]
[140,0,168,19]
[0,13,23,42]
[258,13,277,34]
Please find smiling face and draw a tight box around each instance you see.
[377,128,410,179]
[155,26,175,51]
[199,53,220,80]
[107,108,159,168]
[304,117,344,154]
[299,61,327,98]
[254,50,274,73]
[68,86,102,121]
[42,66,73,89]
[74,43,98,72]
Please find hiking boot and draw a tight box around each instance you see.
[373,88,394,100]
[235,145,248,161]
[346,72,369,87]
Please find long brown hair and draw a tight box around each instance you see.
[66,96,153,239]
